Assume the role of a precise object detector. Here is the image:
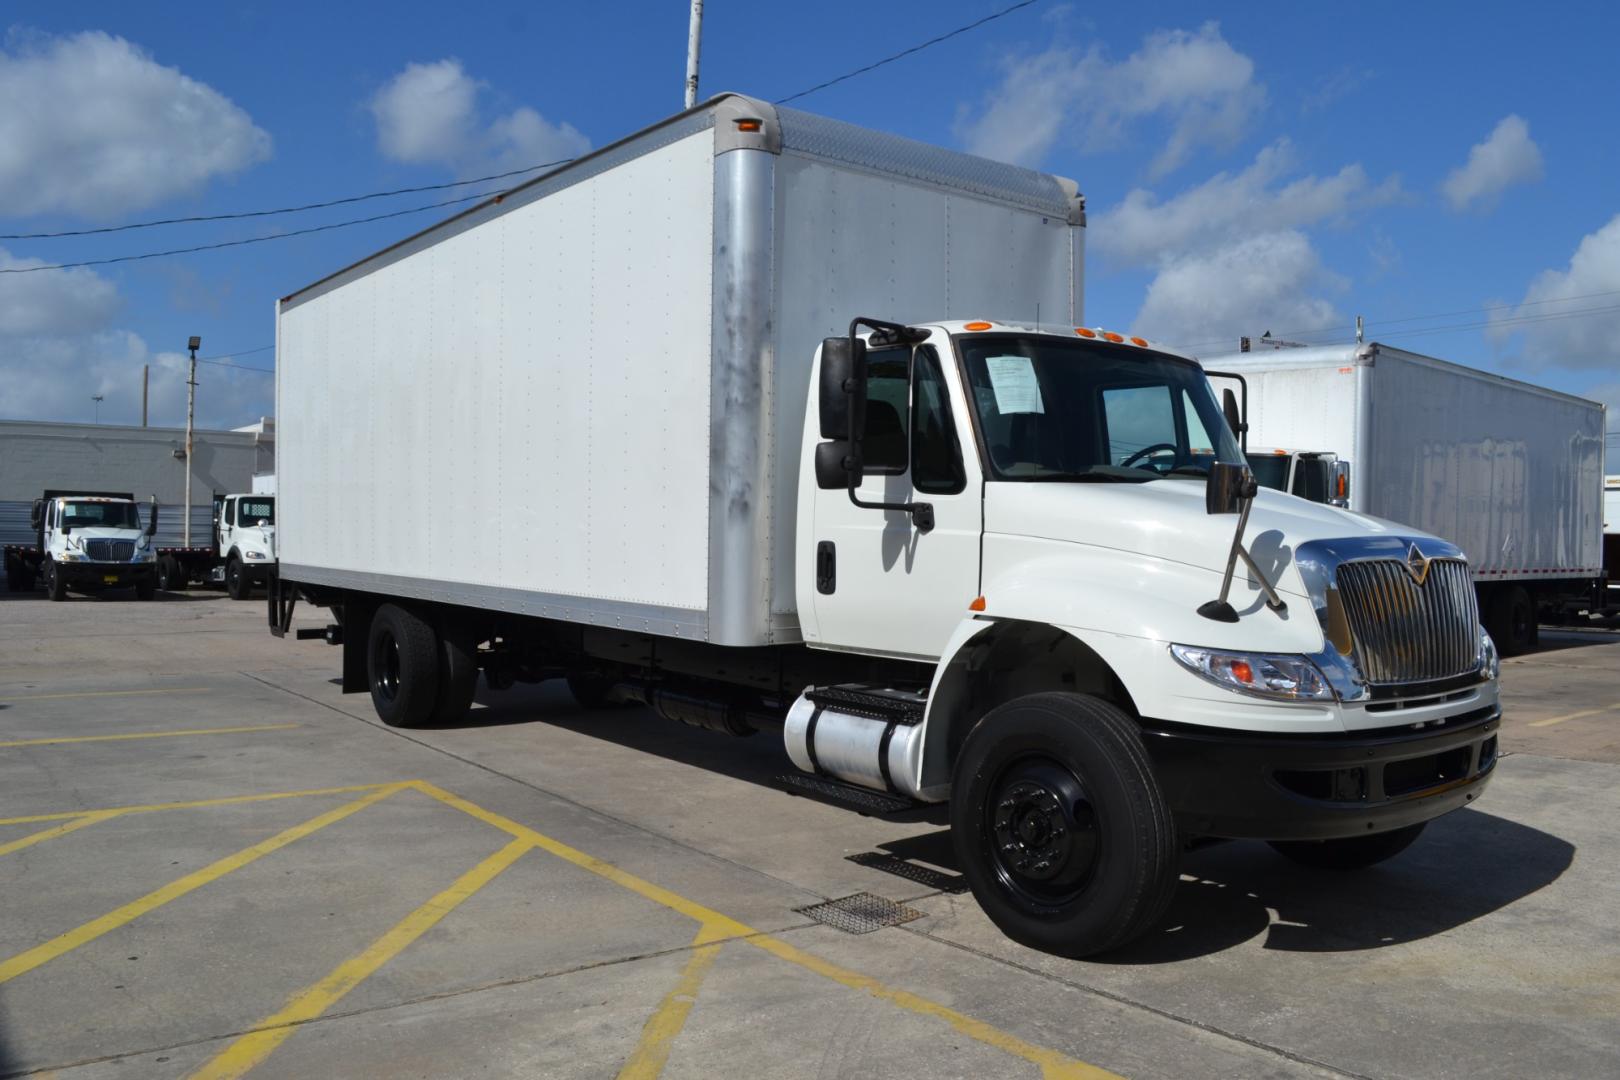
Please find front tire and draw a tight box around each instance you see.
[1268,822,1426,870]
[367,603,440,728]
[45,560,67,602]
[950,692,1178,958]
[226,556,250,600]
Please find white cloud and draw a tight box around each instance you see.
[958,22,1264,176]
[0,31,271,219]
[1130,230,1342,351]
[1489,213,1620,370]
[369,59,589,174]
[1094,140,1403,268]
[0,248,270,428]
[1441,115,1543,212]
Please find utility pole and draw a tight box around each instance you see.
[183,336,200,546]
[141,365,149,427]
[684,0,704,109]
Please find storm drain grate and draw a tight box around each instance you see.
[796,892,925,934]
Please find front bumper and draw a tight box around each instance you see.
[1141,705,1500,840]
[59,562,155,587]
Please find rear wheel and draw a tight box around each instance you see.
[157,557,184,592]
[45,560,67,602]
[1486,585,1537,656]
[1269,822,1426,870]
[367,603,440,728]
[226,556,250,600]
[950,692,1179,958]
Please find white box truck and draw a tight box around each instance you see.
[272,95,1502,957]
[1203,343,1608,652]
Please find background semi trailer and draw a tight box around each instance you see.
[1205,343,1608,652]
[273,95,1502,957]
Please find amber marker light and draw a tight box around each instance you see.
[736,119,762,132]
[964,321,993,331]
[969,596,987,611]
[1129,337,1149,347]
[1074,327,1097,338]
[1102,331,1124,343]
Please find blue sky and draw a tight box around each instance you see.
[2,1,1617,449]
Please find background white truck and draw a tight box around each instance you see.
[156,491,278,599]
[1205,344,1607,651]
[5,490,160,600]
[271,94,1502,957]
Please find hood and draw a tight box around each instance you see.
[63,526,146,543]
[985,479,1439,598]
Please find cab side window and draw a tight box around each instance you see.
[862,350,911,473]
[912,350,966,494]
[225,499,236,527]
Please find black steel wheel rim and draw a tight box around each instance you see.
[986,755,1099,906]
[372,629,401,702]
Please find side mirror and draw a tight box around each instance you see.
[818,336,868,441]
[61,524,72,536]
[1221,387,1243,446]
[147,498,159,537]
[30,500,43,530]
[814,440,864,490]
[1206,461,1257,515]
[1329,460,1351,508]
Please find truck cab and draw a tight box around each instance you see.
[29,492,159,601]
[1247,447,1349,506]
[214,493,277,600]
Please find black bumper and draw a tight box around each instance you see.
[1141,707,1500,841]
[60,563,155,587]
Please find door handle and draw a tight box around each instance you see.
[816,541,836,595]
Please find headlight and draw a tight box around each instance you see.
[58,552,85,562]
[1478,627,1499,682]
[1170,644,1335,702]
[244,551,266,560]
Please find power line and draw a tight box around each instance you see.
[199,344,274,361]
[776,0,1044,105]
[195,356,274,374]
[0,160,574,241]
[0,189,506,275]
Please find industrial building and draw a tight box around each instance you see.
[0,418,273,547]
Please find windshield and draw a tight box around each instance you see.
[63,501,139,529]
[1249,454,1291,491]
[1292,457,1331,502]
[238,498,275,524]
[956,335,1244,482]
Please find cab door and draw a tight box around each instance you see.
[811,343,983,661]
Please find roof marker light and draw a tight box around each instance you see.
[1103,331,1125,343]
[1075,327,1097,338]
[736,119,762,132]
[964,321,993,331]
[1130,336,1149,347]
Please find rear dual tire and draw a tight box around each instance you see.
[951,692,1179,958]
[367,603,478,728]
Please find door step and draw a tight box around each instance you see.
[775,773,915,815]
[804,683,927,726]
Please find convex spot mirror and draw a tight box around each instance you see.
[814,441,864,491]
[1206,461,1258,515]
[818,336,868,442]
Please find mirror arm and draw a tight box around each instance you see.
[1198,492,1287,621]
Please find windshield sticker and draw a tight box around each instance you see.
[984,355,1045,415]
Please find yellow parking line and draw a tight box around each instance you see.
[409,781,1117,1080]
[0,810,121,858]
[0,783,395,826]
[187,837,533,1080]
[617,922,729,1080]
[3,687,212,703]
[0,724,299,749]
[1528,703,1620,728]
[0,784,405,986]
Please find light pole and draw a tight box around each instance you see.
[183,336,200,546]
[684,0,704,108]
[91,394,104,423]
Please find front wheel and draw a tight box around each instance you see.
[367,603,441,728]
[1268,822,1426,870]
[950,692,1179,958]
[226,556,250,600]
[45,560,67,602]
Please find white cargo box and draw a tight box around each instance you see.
[1204,343,1606,581]
[277,93,1085,646]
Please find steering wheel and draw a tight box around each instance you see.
[1119,442,1179,469]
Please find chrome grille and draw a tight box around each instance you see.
[1335,558,1478,686]
[85,539,135,561]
